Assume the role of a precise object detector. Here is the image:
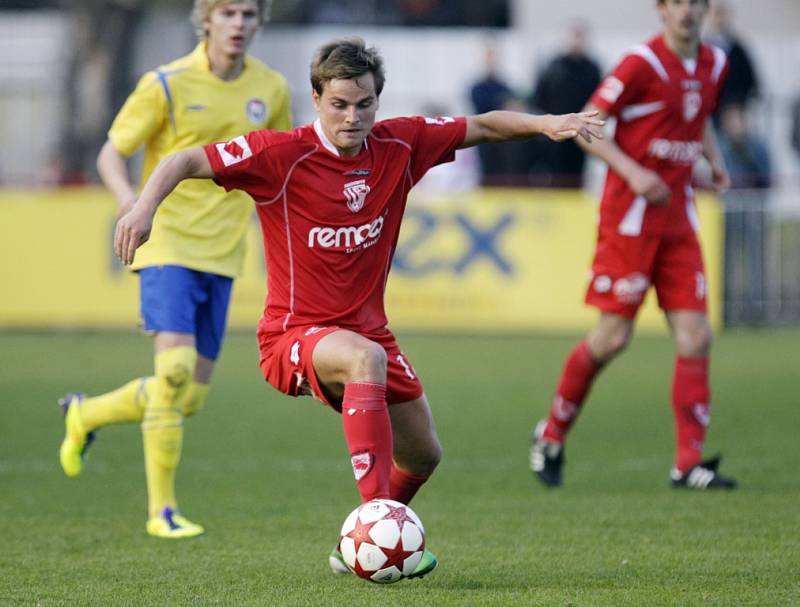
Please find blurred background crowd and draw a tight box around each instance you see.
[1,0,799,326]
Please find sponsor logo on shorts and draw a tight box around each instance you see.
[308,216,385,251]
[304,326,325,336]
[695,271,706,300]
[350,451,373,481]
[593,274,612,294]
[613,272,650,304]
[289,340,300,365]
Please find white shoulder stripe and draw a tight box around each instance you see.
[710,45,727,83]
[630,44,669,82]
[620,100,666,122]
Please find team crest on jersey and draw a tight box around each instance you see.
[682,91,702,122]
[343,179,370,213]
[246,97,267,124]
[216,136,252,167]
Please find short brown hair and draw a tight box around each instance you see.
[191,0,270,39]
[310,38,386,97]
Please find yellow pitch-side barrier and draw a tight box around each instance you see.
[0,188,721,333]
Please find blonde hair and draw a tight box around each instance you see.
[191,0,270,39]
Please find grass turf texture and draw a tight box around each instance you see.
[0,330,797,606]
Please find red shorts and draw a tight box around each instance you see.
[257,324,424,411]
[585,230,707,318]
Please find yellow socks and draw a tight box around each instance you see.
[142,346,197,517]
[78,377,152,431]
[78,378,209,430]
[183,383,210,417]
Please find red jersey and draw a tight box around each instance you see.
[204,116,467,337]
[590,35,728,236]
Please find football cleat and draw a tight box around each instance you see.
[671,455,737,490]
[146,507,205,539]
[529,420,564,487]
[406,549,438,580]
[328,544,351,574]
[58,392,95,478]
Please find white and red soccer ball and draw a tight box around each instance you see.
[338,499,425,583]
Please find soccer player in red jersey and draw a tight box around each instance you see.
[530,0,737,490]
[113,37,603,575]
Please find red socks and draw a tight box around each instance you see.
[390,466,430,505]
[543,341,603,443]
[672,356,710,472]
[342,382,392,502]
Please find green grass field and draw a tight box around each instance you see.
[1,329,798,606]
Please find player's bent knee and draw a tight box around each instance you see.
[153,346,198,408]
[676,326,712,357]
[350,341,388,379]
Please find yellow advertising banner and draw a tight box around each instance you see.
[0,188,721,333]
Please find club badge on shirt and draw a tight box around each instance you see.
[343,179,370,213]
[683,91,702,122]
[246,98,267,124]
[216,136,252,167]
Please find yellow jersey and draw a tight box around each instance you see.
[109,42,291,277]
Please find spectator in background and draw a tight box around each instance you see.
[703,1,760,113]
[791,93,800,163]
[468,42,530,185]
[530,21,601,188]
[717,103,772,323]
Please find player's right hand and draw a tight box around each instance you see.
[114,205,153,265]
[627,167,670,205]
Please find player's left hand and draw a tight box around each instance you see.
[710,163,730,194]
[114,205,153,265]
[544,111,605,143]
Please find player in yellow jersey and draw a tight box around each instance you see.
[57,0,291,539]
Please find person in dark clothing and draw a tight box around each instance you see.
[703,2,760,111]
[531,22,601,187]
[468,43,530,185]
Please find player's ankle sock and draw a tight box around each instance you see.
[389,466,430,505]
[79,377,153,431]
[182,383,210,417]
[543,340,603,443]
[341,382,392,502]
[142,346,196,516]
[672,356,710,472]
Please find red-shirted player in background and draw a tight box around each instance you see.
[114,38,603,577]
[530,0,737,491]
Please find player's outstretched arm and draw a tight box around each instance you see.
[114,147,213,265]
[576,103,670,205]
[460,110,604,149]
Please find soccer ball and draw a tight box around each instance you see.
[339,499,425,584]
